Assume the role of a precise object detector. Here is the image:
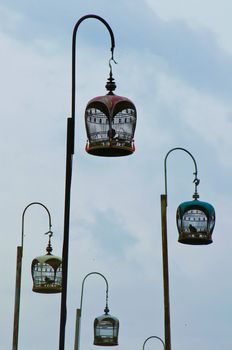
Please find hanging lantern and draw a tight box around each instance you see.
[176,199,215,245]
[85,68,136,157]
[94,307,119,346]
[31,233,62,293]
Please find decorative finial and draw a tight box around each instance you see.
[45,230,53,255]
[105,59,117,95]
[104,305,110,315]
[105,70,116,95]
[192,177,200,199]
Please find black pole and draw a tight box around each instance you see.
[59,15,115,350]
[59,117,73,350]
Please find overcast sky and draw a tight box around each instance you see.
[1,1,232,349]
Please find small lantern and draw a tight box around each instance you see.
[94,307,119,346]
[85,68,136,157]
[176,199,215,245]
[31,233,62,293]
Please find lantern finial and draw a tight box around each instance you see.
[192,175,200,200]
[104,305,110,315]
[105,59,117,95]
[45,230,53,255]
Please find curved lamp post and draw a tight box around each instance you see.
[74,272,119,350]
[60,14,136,350]
[160,147,215,350]
[143,336,165,350]
[12,202,62,350]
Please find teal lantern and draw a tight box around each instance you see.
[177,198,215,245]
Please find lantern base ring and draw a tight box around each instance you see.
[32,285,62,293]
[94,338,118,346]
[87,143,134,157]
[178,232,213,245]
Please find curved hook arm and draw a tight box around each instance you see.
[164,147,199,201]
[21,202,52,252]
[79,272,109,314]
[71,14,116,155]
[143,336,165,350]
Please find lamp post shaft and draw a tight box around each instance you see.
[74,308,81,350]
[59,117,73,350]
[12,246,22,350]
[161,194,171,350]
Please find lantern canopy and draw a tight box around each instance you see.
[31,236,62,293]
[85,71,136,157]
[176,199,215,245]
[94,307,119,346]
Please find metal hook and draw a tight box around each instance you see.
[45,230,53,254]
[106,58,117,94]
[110,46,118,65]
[193,176,200,199]
[109,57,117,76]
[44,230,53,238]
[193,178,200,186]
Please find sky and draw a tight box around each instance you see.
[0,1,232,349]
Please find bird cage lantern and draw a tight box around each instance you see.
[31,233,62,293]
[85,67,136,157]
[94,307,119,346]
[176,182,215,245]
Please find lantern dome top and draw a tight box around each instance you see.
[86,94,136,117]
[32,253,62,267]
[177,199,215,216]
[95,312,119,323]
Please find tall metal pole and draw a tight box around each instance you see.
[12,202,52,350]
[160,147,199,350]
[73,309,81,350]
[160,194,171,350]
[59,16,115,350]
[12,246,22,350]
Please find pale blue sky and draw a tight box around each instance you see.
[0,1,232,350]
